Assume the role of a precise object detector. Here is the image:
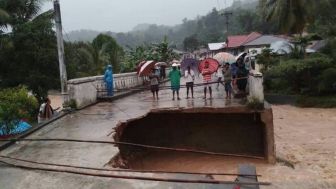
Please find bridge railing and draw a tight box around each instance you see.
[68,72,144,108]
[68,69,264,109]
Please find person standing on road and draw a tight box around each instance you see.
[216,65,225,89]
[184,66,195,99]
[223,63,233,99]
[149,68,160,100]
[202,61,213,99]
[169,63,182,100]
[104,65,114,96]
[38,98,58,124]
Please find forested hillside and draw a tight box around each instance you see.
[67,0,278,50]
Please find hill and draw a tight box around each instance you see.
[66,0,276,50]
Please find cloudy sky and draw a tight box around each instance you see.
[42,0,233,32]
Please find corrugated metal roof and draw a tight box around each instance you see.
[227,32,261,48]
[244,35,288,46]
[208,42,226,51]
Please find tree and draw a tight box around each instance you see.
[91,34,124,73]
[183,34,199,52]
[0,0,43,27]
[0,0,59,101]
[259,0,316,34]
[0,8,9,30]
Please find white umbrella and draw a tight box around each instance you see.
[271,41,293,55]
[155,62,168,67]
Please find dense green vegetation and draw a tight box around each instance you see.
[65,34,124,79]
[0,86,38,135]
[259,0,336,107]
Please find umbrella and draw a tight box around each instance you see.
[198,58,219,74]
[138,60,156,77]
[181,58,199,73]
[155,62,168,67]
[236,52,248,61]
[171,59,180,64]
[270,41,293,55]
[136,61,146,74]
[213,52,236,65]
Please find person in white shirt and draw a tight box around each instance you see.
[184,66,195,99]
[216,65,225,89]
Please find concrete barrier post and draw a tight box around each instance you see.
[248,71,264,103]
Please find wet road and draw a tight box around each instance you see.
[0,79,243,189]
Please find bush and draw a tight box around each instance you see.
[0,86,38,135]
[264,54,335,94]
[318,68,336,94]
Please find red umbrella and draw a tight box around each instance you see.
[136,61,146,74]
[138,60,156,76]
[198,58,219,74]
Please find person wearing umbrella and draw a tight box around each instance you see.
[236,58,249,94]
[184,66,195,99]
[169,63,182,100]
[104,65,114,96]
[201,61,213,99]
[216,65,225,89]
[223,63,233,99]
[149,68,160,100]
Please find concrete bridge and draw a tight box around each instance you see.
[0,71,274,189]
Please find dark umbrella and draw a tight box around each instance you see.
[181,58,199,73]
[198,58,219,74]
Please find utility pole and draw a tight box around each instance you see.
[222,12,233,34]
[220,0,233,34]
[53,0,68,106]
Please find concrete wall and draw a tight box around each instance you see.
[68,72,143,108]
[248,71,264,102]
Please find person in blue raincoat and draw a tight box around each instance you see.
[104,65,114,96]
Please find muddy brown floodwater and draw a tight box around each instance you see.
[110,105,336,189]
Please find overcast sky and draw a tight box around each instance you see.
[42,0,234,32]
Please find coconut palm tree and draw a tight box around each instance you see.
[260,0,316,34]
[0,0,44,27]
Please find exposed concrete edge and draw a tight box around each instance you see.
[0,112,69,151]
[113,106,272,140]
[111,105,276,166]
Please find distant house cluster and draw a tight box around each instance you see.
[202,32,326,58]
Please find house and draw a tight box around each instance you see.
[208,42,226,56]
[225,32,262,55]
[244,35,290,55]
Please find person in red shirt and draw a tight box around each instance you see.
[202,61,213,99]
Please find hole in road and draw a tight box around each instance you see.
[109,110,270,171]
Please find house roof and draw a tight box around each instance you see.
[226,32,261,48]
[244,35,289,46]
[208,42,226,51]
